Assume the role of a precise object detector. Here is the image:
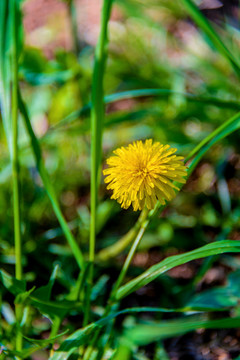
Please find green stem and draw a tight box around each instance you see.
[85,0,112,326]
[94,217,150,358]
[10,0,22,353]
[110,217,149,300]
[49,316,62,357]
[83,211,150,360]
[68,0,80,54]
[90,0,112,263]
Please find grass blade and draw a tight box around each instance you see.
[49,89,240,132]
[0,0,11,149]
[115,240,240,300]
[85,0,113,326]
[0,0,25,354]
[181,0,240,76]
[90,0,113,261]
[117,315,240,349]
[186,111,240,175]
[18,92,85,270]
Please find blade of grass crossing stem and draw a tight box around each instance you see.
[115,240,240,300]
[9,0,23,354]
[18,93,85,270]
[181,0,240,76]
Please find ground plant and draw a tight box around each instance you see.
[0,0,240,359]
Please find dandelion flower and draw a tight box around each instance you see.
[103,139,187,211]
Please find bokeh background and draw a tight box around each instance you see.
[0,0,240,359]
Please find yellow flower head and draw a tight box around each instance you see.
[103,139,187,211]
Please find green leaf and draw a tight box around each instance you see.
[33,264,59,301]
[23,329,68,346]
[15,286,36,305]
[115,241,240,300]
[29,298,82,319]
[0,269,26,296]
[3,330,68,359]
[121,315,240,346]
[188,270,240,310]
[0,269,82,318]
[90,274,109,301]
[49,323,97,360]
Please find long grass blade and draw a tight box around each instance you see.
[0,0,11,150]
[186,111,240,175]
[85,0,113,327]
[181,0,240,76]
[115,315,240,356]
[18,93,85,270]
[90,0,113,262]
[0,0,25,354]
[115,240,240,300]
[48,89,240,133]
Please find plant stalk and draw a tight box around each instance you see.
[110,217,150,301]
[68,0,80,54]
[10,0,23,353]
[90,0,112,264]
[85,0,112,326]
[83,210,150,360]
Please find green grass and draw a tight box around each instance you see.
[0,0,239,359]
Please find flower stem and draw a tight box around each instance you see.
[96,216,150,358]
[110,215,150,301]
[83,209,150,360]
[10,0,22,353]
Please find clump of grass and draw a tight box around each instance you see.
[0,0,240,359]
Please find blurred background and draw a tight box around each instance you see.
[0,0,240,359]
